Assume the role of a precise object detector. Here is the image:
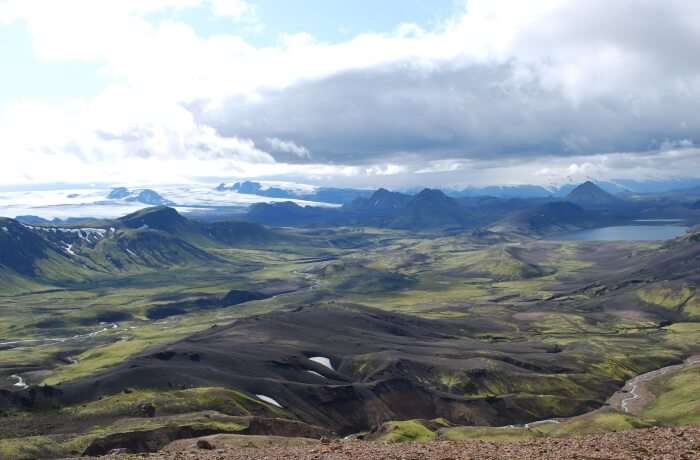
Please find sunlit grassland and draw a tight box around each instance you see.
[66,386,286,418]
[643,363,700,425]
[0,241,328,388]
[310,239,594,318]
[372,408,655,443]
[0,411,252,460]
[3,229,699,439]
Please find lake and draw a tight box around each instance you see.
[552,225,689,241]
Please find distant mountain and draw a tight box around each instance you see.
[248,188,472,230]
[491,201,592,235]
[344,188,412,213]
[613,178,700,194]
[107,187,130,199]
[452,185,552,199]
[231,181,292,198]
[104,207,280,270]
[565,181,622,208]
[107,188,173,206]
[553,180,630,196]
[119,206,278,246]
[247,201,345,227]
[126,189,173,206]
[344,188,471,229]
[391,189,469,229]
[217,180,371,204]
[118,206,189,234]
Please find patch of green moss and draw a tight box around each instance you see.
[67,387,285,418]
[643,364,700,426]
[440,426,541,442]
[0,435,93,460]
[638,286,694,310]
[43,339,154,385]
[374,420,438,443]
[538,409,653,436]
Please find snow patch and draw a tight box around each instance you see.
[63,244,76,256]
[305,370,326,379]
[256,394,283,408]
[24,225,107,242]
[309,356,334,371]
[1,226,8,232]
[9,374,28,390]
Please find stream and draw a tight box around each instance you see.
[0,323,120,350]
[500,354,700,429]
[610,355,700,415]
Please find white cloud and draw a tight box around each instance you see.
[2,0,700,187]
[209,0,255,19]
[266,138,311,159]
[0,90,274,185]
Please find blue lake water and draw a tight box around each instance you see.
[552,225,689,241]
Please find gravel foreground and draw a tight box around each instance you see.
[99,426,700,460]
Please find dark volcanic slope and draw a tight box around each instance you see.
[497,201,592,234]
[52,305,602,434]
[0,217,68,276]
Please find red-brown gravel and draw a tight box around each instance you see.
[100,426,700,460]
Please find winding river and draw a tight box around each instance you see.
[500,354,700,429]
[610,355,700,415]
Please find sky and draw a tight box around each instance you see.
[1,0,700,190]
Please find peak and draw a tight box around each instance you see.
[415,188,448,199]
[118,206,187,232]
[125,205,176,216]
[370,188,399,198]
[107,187,130,199]
[568,181,605,193]
[566,181,619,206]
[578,181,601,189]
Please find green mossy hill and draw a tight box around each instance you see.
[462,245,549,280]
[369,419,450,443]
[643,364,700,426]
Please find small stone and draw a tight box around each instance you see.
[138,402,156,417]
[197,439,216,450]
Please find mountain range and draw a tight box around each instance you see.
[217,181,372,204]
[217,178,700,203]
[244,182,635,231]
[0,207,279,291]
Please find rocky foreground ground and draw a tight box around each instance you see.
[96,426,700,460]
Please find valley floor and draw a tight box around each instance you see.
[2,214,700,459]
[96,426,700,460]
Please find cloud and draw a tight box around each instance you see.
[2,0,700,187]
[266,138,311,159]
[0,90,274,185]
[208,0,255,20]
